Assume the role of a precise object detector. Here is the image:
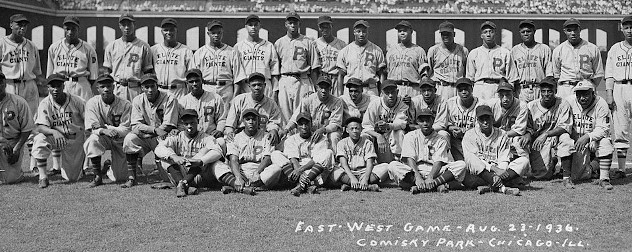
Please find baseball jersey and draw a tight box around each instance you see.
[605,41,632,81]
[179,91,226,134]
[486,97,529,135]
[284,133,328,160]
[337,41,386,83]
[566,95,610,140]
[408,94,447,130]
[103,37,153,82]
[274,35,321,74]
[336,136,377,170]
[84,95,132,137]
[156,131,222,161]
[290,93,344,130]
[35,93,85,137]
[47,39,98,79]
[130,90,179,133]
[227,129,272,163]
[463,127,511,165]
[0,93,34,139]
[362,97,408,134]
[341,93,378,121]
[552,40,604,82]
[527,97,573,137]
[193,43,246,85]
[444,96,481,132]
[151,42,194,87]
[225,93,284,132]
[233,39,280,80]
[466,45,512,81]
[508,43,553,83]
[427,43,469,83]
[0,36,42,80]
[401,130,450,165]
[385,43,428,84]
[316,37,346,75]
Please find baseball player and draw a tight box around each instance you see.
[233,14,280,99]
[122,73,179,188]
[224,73,284,146]
[179,69,226,140]
[362,80,409,163]
[487,80,531,159]
[274,12,321,121]
[227,108,284,190]
[284,76,344,154]
[330,117,389,192]
[193,20,246,110]
[271,112,334,196]
[340,77,378,122]
[388,108,467,193]
[463,105,525,196]
[47,16,98,102]
[151,18,194,99]
[552,18,604,99]
[83,74,132,187]
[32,73,86,188]
[407,78,447,132]
[102,13,154,102]
[443,77,483,161]
[527,77,574,180]
[564,80,614,190]
[315,15,347,97]
[508,20,553,103]
[0,72,34,184]
[337,20,386,96]
[427,21,469,100]
[385,20,429,97]
[604,15,632,179]
[466,21,512,101]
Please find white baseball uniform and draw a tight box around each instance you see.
[385,43,428,96]
[0,93,34,182]
[552,40,604,98]
[444,96,482,160]
[179,91,226,135]
[225,93,284,132]
[103,37,154,101]
[337,41,386,96]
[362,96,408,156]
[151,42,194,99]
[123,90,179,155]
[466,45,512,100]
[341,93,378,122]
[427,43,469,99]
[329,136,390,183]
[408,94,447,131]
[508,43,553,102]
[233,39,280,97]
[193,43,246,109]
[316,37,346,96]
[226,129,283,186]
[270,133,334,185]
[463,127,529,177]
[0,36,42,114]
[487,97,530,157]
[605,41,632,150]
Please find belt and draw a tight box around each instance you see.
[615,80,632,85]
[159,85,178,89]
[397,80,418,87]
[520,81,538,88]
[67,76,86,82]
[560,81,579,86]
[205,80,229,86]
[481,78,501,84]
[7,79,30,83]
[116,79,140,88]
[436,80,456,86]
[281,72,302,79]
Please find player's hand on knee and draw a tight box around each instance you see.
[101,129,118,138]
[171,155,187,166]
[491,175,503,188]
[574,135,590,152]
[290,169,302,182]
[187,159,203,168]
[310,128,325,143]
[154,127,168,137]
[532,134,547,151]
[349,176,360,190]
[210,130,224,139]
[52,131,67,148]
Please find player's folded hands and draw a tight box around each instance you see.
[52,130,67,149]
[290,169,302,182]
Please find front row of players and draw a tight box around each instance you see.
[0,69,616,196]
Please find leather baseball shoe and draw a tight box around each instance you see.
[38,178,49,188]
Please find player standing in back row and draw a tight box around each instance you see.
[386,20,428,98]
[427,21,468,100]
[466,21,512,101]
[151,18,194,100]
[315,15,347,97]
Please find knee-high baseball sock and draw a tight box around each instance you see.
[52,150,61,170]
[561,156,572,179]
[167,165,184,183]
[126,154,138,180]
[478,169,499,186]
[183,166,201,184]
[616,149,626,171]
[599,154,613,181]
[306,164,325,181]
[219,173,237,187]
[27,141,36,169]
[281,163,294,178]
[36,159,47,179]
[90,157,102,176]
[339,173,351,185]
[368,173,380,184]
[498,168,518,181]
[431,170,455,187]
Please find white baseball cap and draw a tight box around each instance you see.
[573,80,595,92]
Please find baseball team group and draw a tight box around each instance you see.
[1,11,631,198]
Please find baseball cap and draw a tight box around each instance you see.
[381,80,397,91]
[248,72,266,82]
[245,14,260,24]
[140,73,158,85]
[345,78,363,88]
[354,20,370,28]
[119,13,135,23]
[63,16,80,26]
[573,80,595,92]
[476,105,493,118]
[316,76,332,87]
[395,20,412,29]
[161,18,177,27]
[207,20,223,29]
[417,108,434,118]
[439,21,455,33]
[622,16,632,25]
[10,14,29,24]
[185,69,203,79]
[563,18,580,28]
[296,112,312,123]
[539,77,557,88]
[46,73,66,86]
[317,15,332,25]
[455,77,473,88]
[420,78,436,88]
[286,12,301,21]
[497,81,514,92]
[180,109,198,120]
[344,116,362,126]
[95,74,115,84]
[519,19,535,29]
[480,21,496,30]
[242,108,260,119]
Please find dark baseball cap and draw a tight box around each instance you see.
[46,73,66,86]
[497,81,514,92]
[354,20,370,28]
[622,16,632,25]
[417,108,434,118]
[455,77,473,88]
[480,21,496,30]
[10,14,29,23]
[381,80,397,91]
[180,109,198,120]
[344,116,362,126]
[63,16,80,26]
[316,76,332,87]
[185,69,203,79]
[317,15,332,25]
[140,73,158,85]
[245,14,260,24]
[119,13,135,23]
[539,77,557,88]
[563,18,580,28]
[395,20,412,29]
[476,105,493,118]
[420,78,436,88]
[95,74,115,84]
[286,12,301,21]
[242,108,260,119]
[248,72,266,82]
[161,18,177,27]
[439,21,455,33]
[207,20,223,29]
[296,112,312,123]
[519,19,535,29]
[345,78,363,88]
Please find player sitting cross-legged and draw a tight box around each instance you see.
[388,108,467,193]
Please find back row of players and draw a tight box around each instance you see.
[1,12,631,196]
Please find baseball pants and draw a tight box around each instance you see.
[114,84,141,102]
[203,83,234,111]
[473,82,498,101]
[64,77,93,102]
[612,83,632,150]
[0,138,24,184]
[556,84,574,100]
[396,84,421,97]
[367,129,405,163]
[517,85,540,103]
[329,163,390,183]
[468,156,530,177]
[238,162,283,187]
[388,160,467,184]
[569,137,614,181]
[450,137,465,161]
[83,134,127,182]
[278,74,314,122]
[510,136,530,158]
[160,86,189,100]
[343,85,379,97]
[31,133,86,181]
[324,74,341,97]
[162,160,232,188]
[528,133,574,179]
[435,84,457,100]
[5,79,39,115]
[270,149,335,186]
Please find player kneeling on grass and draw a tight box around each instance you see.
[564,80,614,190]
[389,108,466,193]
[83,74,132,187]
[331,117,389,192]
[272,112,334,196]
[464,105,526,196]
[227,108,283,192]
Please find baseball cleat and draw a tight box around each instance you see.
[290,187,301,197]
[241,187,256,196]
[597,179,614,190]
[367,184,380,192]
[187,187,198,195]
[410,186,420,194]
[88,176,103,188]
[221,186,234,194]
[562,178,575,189]
[306,185,320,194]
[102,160,112,174]
[502,187,521,196]
[340,184,350,191]
[38,178,49,189]
[437,184,449,193]
[477,186,491,194]
[176,181,188,198]
[121,179,136,188]
[612,170,626,179]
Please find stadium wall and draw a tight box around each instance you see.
[0,3,625,74]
